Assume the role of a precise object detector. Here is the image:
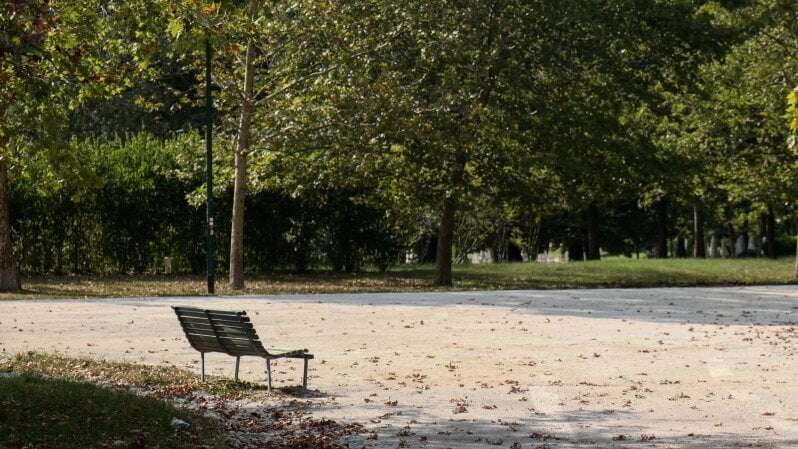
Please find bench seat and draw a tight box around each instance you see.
[172,306,313,391]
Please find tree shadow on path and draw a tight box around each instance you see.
[108,285,798,327]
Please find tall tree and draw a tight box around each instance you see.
[169,0,335,289]
[229,38,255,289]
[270,0,523,284]
[686,0,797,262]
[788,86,798,277]
[296,0,659,284]
[0,0,164,291]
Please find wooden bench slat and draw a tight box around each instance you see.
[213,328,258,338]
[187,336,224,345]
[180,322,257,337]
[210,322,253,330]
[176,310,249,321]
[174,310,232,319]
[186,336,264,354]
[176,315,254,329]
[178,317,253,327]
[186,332,217,340]
[179,315,252,326]
[176,312,247,323]
[174,307,241,316]
[177,323,216,333]
[204,310,243,316]
[177,316,257,331]
[181,328,256,340]
[207,311,248,318]
[186,334,257,345]
[189,344,260,355]
[183,329,254,340]
[185,334,226,342]
[208,315,249,322]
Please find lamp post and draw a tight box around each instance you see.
[205,37,215,295]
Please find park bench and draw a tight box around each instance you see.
[172,306,313,391]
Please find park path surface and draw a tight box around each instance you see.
[2,286,798,448]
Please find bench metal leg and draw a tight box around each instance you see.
[234,356,240,382]
[200,353,205,382]
[266,358,272,392]
[303,358,308,389]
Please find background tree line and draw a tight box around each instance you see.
[2,0,797,291]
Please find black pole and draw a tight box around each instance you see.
[205,37,215,295]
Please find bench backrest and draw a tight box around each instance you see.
[172,306,267,357]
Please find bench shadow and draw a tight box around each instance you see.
[275,385,328,398]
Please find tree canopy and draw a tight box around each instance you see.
[2,0,797,290]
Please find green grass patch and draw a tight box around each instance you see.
[0,374,225,449]
[1,257,795,299]
[445,257,797,290]
[0,352,278,448]
[1,352,261,399]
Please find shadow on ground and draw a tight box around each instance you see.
[235,398,795,448]
[99,285,798,326]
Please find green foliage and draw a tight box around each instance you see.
[12,131,403,275]
[12,132,206,274]
[709,1,797,217]
[6,0,798,284]
[1,1,169,144]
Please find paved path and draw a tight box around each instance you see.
[2,286,798,448]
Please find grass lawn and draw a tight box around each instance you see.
[0,353,228,449]
[2,257,795,299]
[0,352,356,449]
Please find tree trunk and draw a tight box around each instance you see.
[654,199,669,258]
[435,156,466,286]
[567,241,584,262]
[435,192,456,286]
[693,205,705,258]
[491,224,507,263]
[586,204,600,260]
[741,229,750,257]
[675,235,687,258]
[293,221,312,273]
[765,207,777,259]
[229,41,255,290]
[0,158,18,291]
[55,241,64,275]
[708,233,718,257]
[524,220,541,262]
[727,225,737,258]
[794,219,798,279]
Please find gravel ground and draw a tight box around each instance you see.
[2,286,798,448]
